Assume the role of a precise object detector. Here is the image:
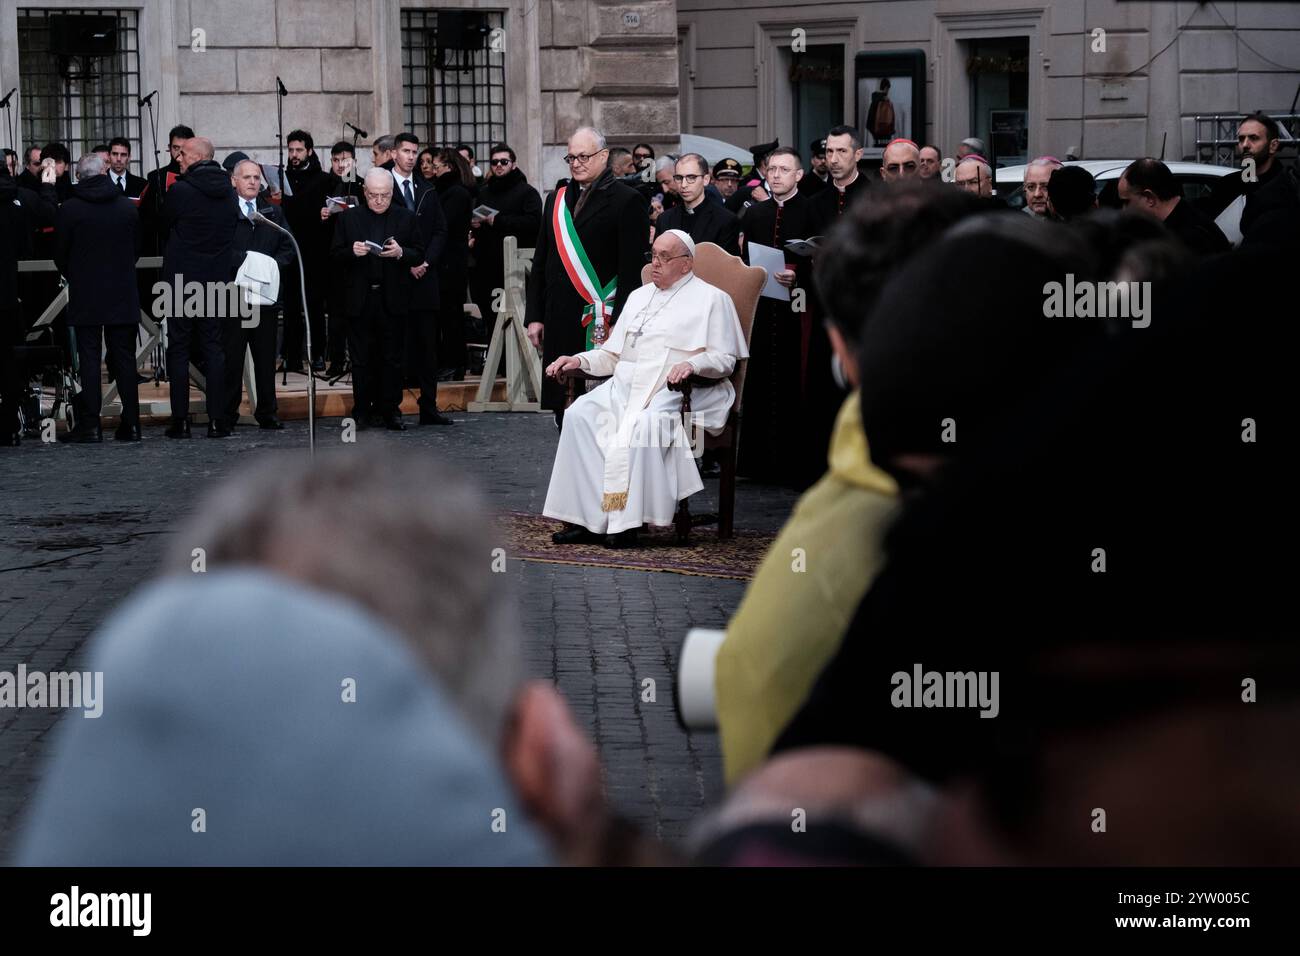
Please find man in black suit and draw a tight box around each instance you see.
[468,143,542,362]
[1118,159,1230,257]
[0,163,59,446]
[655,153,740,256]
[53,154,142,443]
[526,126,649,422]
[224,160,296,431]
[330,169,423,430]
[281,129,331,372]
[320,141,362,375]
[160,136,237,438]
[389,132,451,424]
[106,137,148,198]
[16,146,42,192]
[140,124,192,256]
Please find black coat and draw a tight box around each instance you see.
[330,202,423,316]
[472,167,542,289]
[0,173,58,311]
[431,170,473,272]
[1162,197,1230,257]
[810,171,871,232]
[656,197,741,256]
[161,160,236,285]
[230,197,297,307]
[282,156,331,259]
[528,168,650,409]
[394,170,447,311]
[140,160,181,255]
[53,175,141,327]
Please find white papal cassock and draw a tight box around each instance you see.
[543,271,750,535]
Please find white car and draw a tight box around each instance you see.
[994,160,1238,209]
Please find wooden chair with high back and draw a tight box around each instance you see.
[562,241,766,542]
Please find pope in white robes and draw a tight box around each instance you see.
[543,230,750,545]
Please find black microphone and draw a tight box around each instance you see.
[0,88,16,109]
[137,90,157,108]
[276,76,288,96]
[345,122,368,139]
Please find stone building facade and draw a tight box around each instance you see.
[3,1,1296,186]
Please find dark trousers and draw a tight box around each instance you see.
[326,269,349,367]
[437,267,468,373]
[75,324,140,427]
[221,307,279,425]
[0,307,23,435]
[165,313,225,423]
[348,289,402,420]
[281,257,325,366]
[405,308,438,413]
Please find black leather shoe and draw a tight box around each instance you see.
[114,422,142,442]
[207,421,233,438]
[61,422,103,443]
[418,411,454,426]
[603,528,641,549]
[256,415,286,430]
[552,524,602,545]
[384,416,407,432]
[164,419,192,439]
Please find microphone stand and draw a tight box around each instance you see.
[140,91,165,383]
[251,210,315,456]
[275,77,287,190]
[0,89,16,156]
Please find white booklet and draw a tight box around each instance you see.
[471,203,499,221]
[747,242,790,301]
[1214,194,1246,248]
[261,164,293,197]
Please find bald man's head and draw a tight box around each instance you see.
[179,137,215,172]
[880,141,920,183]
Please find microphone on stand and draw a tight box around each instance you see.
[345,122,368,139]
[276,76,288,97]
[249,208,316,456]
[138,90,157,108]
[0,88,16,109]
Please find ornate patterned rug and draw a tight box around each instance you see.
[496,511,776,580]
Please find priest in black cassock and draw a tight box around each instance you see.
[811,125,870,230]
[725,140,778,216]
[654,153,740,256]
[737,147,826,485]
[527,127,649,420]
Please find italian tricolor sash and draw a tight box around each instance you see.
[553,185,616,348]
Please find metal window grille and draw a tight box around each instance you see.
[18,7,143,176]
[1194,113,1299,167]
[401,8,507,162]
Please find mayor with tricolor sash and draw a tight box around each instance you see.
[526,127,649,419]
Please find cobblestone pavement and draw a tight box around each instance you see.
[0,412,798,861]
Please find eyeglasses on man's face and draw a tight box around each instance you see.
[647,252,689,265]
[671,173,704,185]
[563,148,608,166]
